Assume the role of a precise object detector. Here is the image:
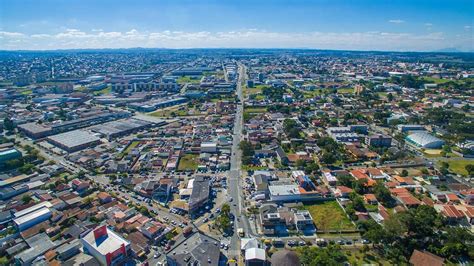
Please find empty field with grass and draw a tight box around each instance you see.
[303,201,355,232]
[178,154,199,171]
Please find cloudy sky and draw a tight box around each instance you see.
[0,0,473,51]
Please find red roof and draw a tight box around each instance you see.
[350,169,369,180]
[442,205,464,219]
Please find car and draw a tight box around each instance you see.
[154,253,161,259]
[337,240,344,245]
[203,217,209,223]
[224,244,229,250]
[361,239,371,244]
[299,241,306,246]
[345,241,352,245]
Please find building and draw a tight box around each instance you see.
[406,132,445,149]
[47,130,101,152]
[270,250,301,266]
[294,210,314,230]
[268,185,323,202]
[0,148,22,165]
[366,134,392,147]
[200,142,217,153]
[166,232,221,266]
[81,225,131,266]
[188,176,210,214]
[409,249,444,266]
[397,124,426,133]
[13,202,53,231]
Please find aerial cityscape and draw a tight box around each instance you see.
[0,1,473,266]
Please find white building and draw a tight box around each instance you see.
[201,142,217,153]
[81,225,131,266]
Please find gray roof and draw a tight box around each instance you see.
[47,130,100,149]
[166,232,221,266]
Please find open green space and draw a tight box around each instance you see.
[421,77,453,84]
[337,87,354,94]
[93,86,112,95]
[346,250,392,266]
[303,201,356,231]
[246,84,268,95]
[439,159,474,176]
[178,154,199,171]
[177,75,202,84]
[244,107,267,114]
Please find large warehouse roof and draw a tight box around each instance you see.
[47,130,100,149]
[406,132,445,148]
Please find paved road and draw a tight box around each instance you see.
[228,62,246,259]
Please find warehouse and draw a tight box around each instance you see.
[90,118,153,140]
[47,130,101,152]
[406,132,445,149]
[13,202,53,231]
[0,148,22,165]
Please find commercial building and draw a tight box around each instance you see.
[47,130,101,152]
[200,142,217,153]
[397,124,426,133]
[188,176,210,214]
[81,225,131,266]
[406,132,445,149]
[268,184,324,202]
[366,134,392,147]
[166,232,221,266]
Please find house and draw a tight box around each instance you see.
[97,192,112,204]
[409,250,444,266]
[364,194,378,205]
[335,186,353,198]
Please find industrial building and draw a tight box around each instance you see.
[13,202,53,231]
[128,97,187,112]
[0,148,22,165]
[90,118,154,140]
[18,111,130,139]
[81,225,131,266]
[47,130,101,152]
[406,132,445,149]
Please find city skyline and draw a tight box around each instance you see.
[0,0,473,51]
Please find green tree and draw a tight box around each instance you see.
[21,194,32,204]
[3,117,14,131]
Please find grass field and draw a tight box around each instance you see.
[303,201,355,231]
[119,141,140,158]
[93,86,112,95]
[346,250,392,266]
[246,84,268,95]
[243,107,267,114]
[439,159,474,176]
[178,154,199,171]
[337,87,354,94]
[177,76,201,84]
[421,77,453,84]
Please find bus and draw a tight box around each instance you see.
[237,228,244,237]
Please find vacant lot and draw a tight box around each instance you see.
[177,75,202,84]
[244,107,267,114]
[303,201,355,231]
[178,154,199,171]
[439,159,473,176]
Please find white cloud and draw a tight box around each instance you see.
[464,25,472,30]
[0,28,472,51]
[424,23,433,27]
[389,19,405,24]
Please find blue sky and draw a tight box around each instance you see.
[0,0,473,51]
